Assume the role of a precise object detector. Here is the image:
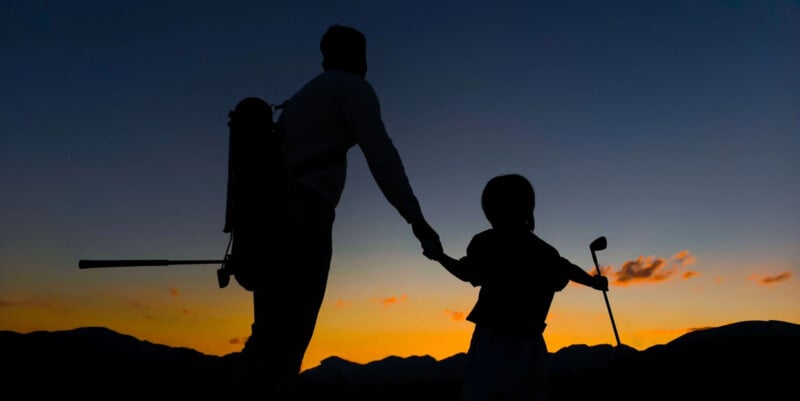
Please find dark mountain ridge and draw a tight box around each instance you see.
[2,320,798,400]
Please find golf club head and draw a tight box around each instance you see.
[590,236,607,252]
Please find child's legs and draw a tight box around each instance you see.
[461,326,504,401]
[460,326,546,401]
[518,335,549,401]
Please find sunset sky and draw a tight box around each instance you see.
[2,1,798,372]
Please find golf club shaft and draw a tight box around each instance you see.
[592,251,622,347]
[79,259,224,269]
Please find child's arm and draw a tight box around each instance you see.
[431,251,476,284]
[563,258,609,291]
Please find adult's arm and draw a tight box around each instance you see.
[339,77,442,257]
[339,77,426,225]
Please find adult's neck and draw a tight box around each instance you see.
[323,65,366,78]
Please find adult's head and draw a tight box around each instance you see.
[320,24,367,77]
[481,174,536,232]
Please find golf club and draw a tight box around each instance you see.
[590,236,621,347]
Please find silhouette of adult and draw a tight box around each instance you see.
[430,174,609,401]
[241,24,443,395]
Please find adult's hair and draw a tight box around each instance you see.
[481,174,536,231]
[320,24,367,73]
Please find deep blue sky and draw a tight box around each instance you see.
[1,0,798,368]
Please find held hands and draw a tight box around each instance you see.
[423,245,444,261]
[411,219,443,260]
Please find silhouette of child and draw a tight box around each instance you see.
[430,173,609,401]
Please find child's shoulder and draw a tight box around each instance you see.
[471,228,537,244]
[529,233,561,255]
[472,228,495,239]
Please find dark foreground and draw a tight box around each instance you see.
[2,320,798,400]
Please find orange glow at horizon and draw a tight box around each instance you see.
[2,248,797,374]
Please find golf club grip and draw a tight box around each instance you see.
[79,259,171,269]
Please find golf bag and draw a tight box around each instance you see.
[222,97,286,291]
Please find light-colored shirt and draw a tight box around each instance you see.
[276,70,425,225]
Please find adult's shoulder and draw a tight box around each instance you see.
[318,70,376,94]
[331,72,384,119]
[292,71,378,111]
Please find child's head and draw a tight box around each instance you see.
[481,174,535,231]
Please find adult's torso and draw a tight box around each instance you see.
[276,70,370,208]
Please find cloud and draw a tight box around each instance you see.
[608,250,698,286]
[381,294,408,306]
[169,287,179,297]
[671,250,696,267]
[335,300,352,308]
[682,271,699,279]
[616,256,672,284]
[749,272,792,285]
[445,309,467,322]
[594,265,613,276]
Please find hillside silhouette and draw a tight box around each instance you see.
[2,320,797,399]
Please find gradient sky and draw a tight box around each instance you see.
[2,1,798,372]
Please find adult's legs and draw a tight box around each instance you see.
[245,187,335,394]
